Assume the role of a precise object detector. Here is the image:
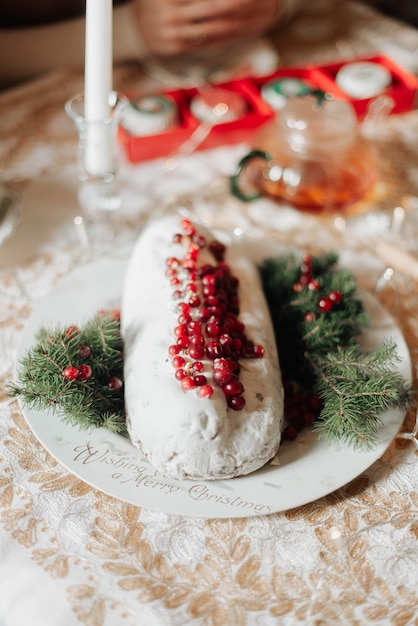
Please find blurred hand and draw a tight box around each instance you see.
[134,0,282,57]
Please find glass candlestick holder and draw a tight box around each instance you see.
[65,91,128,221]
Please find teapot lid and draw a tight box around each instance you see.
[279,93,358,149]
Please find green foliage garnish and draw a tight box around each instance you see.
[9,311,127,436]
[260,251,414,449]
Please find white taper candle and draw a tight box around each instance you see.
[84,0,113,176]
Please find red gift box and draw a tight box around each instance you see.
[316,54,418,119]
[118,78,274,163]
[119,54,418,163]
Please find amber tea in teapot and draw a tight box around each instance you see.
[231,93,378,212]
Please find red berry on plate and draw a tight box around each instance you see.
[252,345,265,358]
[172,355,185,369]
[227,395,246,410]
[213,367,232,385]
[181,376,196,391]
[78,364,92,381]
[329,290,342,303]
[175,368,187,380]
[63,366,79,380]
[108,376,123,391]
[222,380,244,397]
[169,344,180,357]
[78,345,92,358]
[304,311,316,323]
[197,384,214,399]
[188,344,205,360]
[318,296,333,312]
[64,325,79,340]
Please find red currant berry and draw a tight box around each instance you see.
[197,384,214,399]
[222,380,244,396]
[188,344,205,360]
[178,312,192,325]
[78,364,92,381]
[63,366,79,380]
[329,290,342,303]
[64,325,79,340]
[304,311,316,323]
[318,296,333,312]
[282,425,298,441]
[108,377,123,391]
[206,341,223,359]
[181,218,195,236]
[227,395,246,410]
[193,234,206,248]
[181,376,196,391]
[169,344,180,357]
[209,240,226,261]
[174,324,188,337]
[177,335,189,349]
[213,369,233,386]
[198,307,211,321]
[183,258,196,271]
[172,355,185,368]
[213,357,228,369]
[206,321,220,338]
[187,321,201,335]
[109,309,121,321]
[185,282,197,293]
[232,338,243,352]
[166,256,180,268]
[194,374,207,386]
[78,345,92,358]
[235,320,245,333]
[175,368,187,380]
[188,295,201,308]
[308,280,320,291]
[303,411,316,426]
[189,334,205,346]
[253,345,265,358]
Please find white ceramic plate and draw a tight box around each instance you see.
[16,257,411,518]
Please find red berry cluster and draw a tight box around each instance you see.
[62,311,123,391]
[167,219,265,410]
[292,254,342,321]
[282,383,323,441]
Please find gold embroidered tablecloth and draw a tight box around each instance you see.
[1,1,418,624]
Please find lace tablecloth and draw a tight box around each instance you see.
[2,1,418,624]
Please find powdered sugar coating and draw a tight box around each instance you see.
[121,215,284,480]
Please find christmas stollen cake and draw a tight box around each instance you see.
[121,215,284,480]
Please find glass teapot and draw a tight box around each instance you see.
[230,92,378,212]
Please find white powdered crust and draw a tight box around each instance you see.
[121,215,284,480]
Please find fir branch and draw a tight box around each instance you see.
[260,251,415,449]
[260,251,367,388]
[309,341,413,450]
[9,311,127,436]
